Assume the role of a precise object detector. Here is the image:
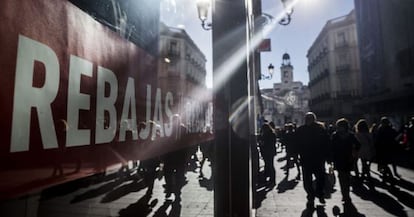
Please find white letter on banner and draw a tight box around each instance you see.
[119,78,138,141]
[139,85,151,140]
[66,55,92,147]
[11,35,59,152]
[164,92,174,137]
[152,88,165,138]
[96,66,118,144]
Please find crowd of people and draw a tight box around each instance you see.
[258,112,414,209]
[134,140,213,201]
[121,111,414,208]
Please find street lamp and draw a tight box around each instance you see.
[261,63,274,80]
[196,0,212,30]
[196,0,295,30]
[279,0,294,25]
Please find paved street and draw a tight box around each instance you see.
[36,148,414,217]
[38,157,214,217]
[256,149,414,217]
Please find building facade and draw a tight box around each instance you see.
[261,53,310,127]
[354,0,414,126]
[158,23,212,133]
[307,10,361,123]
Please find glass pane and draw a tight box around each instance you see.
[0,0,213,216]
[257,0,414,217]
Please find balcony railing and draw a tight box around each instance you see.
[309,92,331,105]
[335,42,349,49]
[308,47,328,71]
[308,69,329,87]
[336,64,351,73]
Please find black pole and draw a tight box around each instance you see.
[212,0,252,216]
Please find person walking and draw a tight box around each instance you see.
[331,118,361,204]
[296,112,330,208]
[375,117,400,183]
[138,157,160,196]
[259,123,277,187]
[162,147,188,200]
[354,119,375,184]
[283,123,301,180]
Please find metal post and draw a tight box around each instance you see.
[212,0,253,216]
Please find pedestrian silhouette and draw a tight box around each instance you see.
[282,123,301,180]
[375,117,400,184]
[259,123,277,187]
[354,119,375,185]
[162,115,188,201]
[331,118,361,204]
[138,157,160,196]
[296,112,330,208]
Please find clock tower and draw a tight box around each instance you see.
[264,52,310,126]
[281,53,293,84]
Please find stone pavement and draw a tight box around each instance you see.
[32,148,414,217]
[256,149,414,217]
[37,158,214,217]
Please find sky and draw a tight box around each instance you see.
[160,0,355,89]
[258,0,355,89]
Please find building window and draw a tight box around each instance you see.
[336,52,350,70]
[336,31,346,47]
[169,40,179,56]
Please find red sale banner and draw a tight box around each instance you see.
[0,0,212,200]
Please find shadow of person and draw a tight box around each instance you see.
[367,175,395,191]
[256,170,268,188]
[41,175,94,201]
[101,179,147,203]
[118,194,158,217]
[397,178,414,192]
[352,180,408,217]
[315,205,328,217]
[331,202,365,217]
[343,202,365,217]
[153,200,172,217]
[168,201,182,217]
[153,199,182,217]
[388,185,414,209]
[277,155,287,162]
[254,186,272,209]
[300,206,315,217]
[199,176,214,191]
[71,179,123,203]
[367,176,414,209]
[276,176,299,193]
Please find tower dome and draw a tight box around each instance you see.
[282,53,290,60]
[282,53,291,66]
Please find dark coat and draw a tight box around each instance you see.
[296,122,330,168]
[283,131,298,157]
[260,131,276,158]
[331,132,361,171]
[375,124,398,164]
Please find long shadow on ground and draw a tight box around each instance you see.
[118,194,158,217]
[352,179,408,217]
[101,179,147,203]
[276,176,299,193]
